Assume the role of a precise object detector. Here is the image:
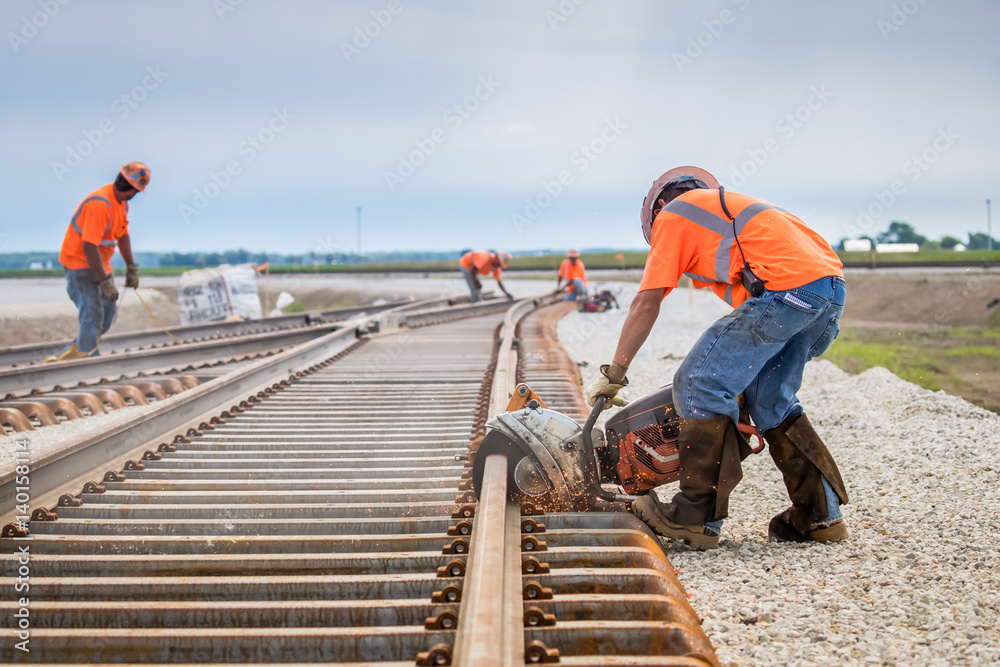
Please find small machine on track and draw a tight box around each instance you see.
[472,383,762,511]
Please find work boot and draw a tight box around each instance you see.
[766,413,850,543]
[631,493,720,550]
[660,415,753,526]
[44,344,88,363]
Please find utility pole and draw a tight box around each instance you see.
[356,206,362,257]
[988,199,993,252]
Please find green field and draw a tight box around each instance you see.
[1,249,996,279]
[0,252,651,278]
[837,249,1000,265]
[822,313,1000,414]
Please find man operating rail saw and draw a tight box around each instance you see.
[586,165,850,550]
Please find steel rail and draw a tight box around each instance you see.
[376,296,518,332]
[0,321,344,397]
[0,296,493,397]
[0,294,513,521]
[0,300,410,369]
[508,302,720,665]
[0,297,533,664]
[0,295,720,664]
[453,296,553,666]
[0,319,367,526]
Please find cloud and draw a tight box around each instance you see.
[1,0,997,253]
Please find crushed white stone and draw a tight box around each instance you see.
[0,404,151,468]
[558,282,1000,667]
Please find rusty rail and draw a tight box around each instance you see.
[455,301,720,666]
[0,296,719,665]
[0,299,412,369]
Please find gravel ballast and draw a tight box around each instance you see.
[558,282,1000,666]
[0,404,150,468]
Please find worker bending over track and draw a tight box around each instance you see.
[556,249,588,303]
[459,250,513,302]
[587,165,849,550]
[51,162,150,361]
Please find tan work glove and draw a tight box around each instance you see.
[99,276,119,302]
[585,362,629,409]
[126,263,140,289]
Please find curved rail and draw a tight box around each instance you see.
[454,301,720,665]
[0,295,719,665]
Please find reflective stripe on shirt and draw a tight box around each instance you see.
[664,199,783,285]
[69,195,112,235]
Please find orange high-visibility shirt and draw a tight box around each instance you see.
[460,250,502,280]
[558,258,587,286]
[59,184,129,274]
[638,189,842,307]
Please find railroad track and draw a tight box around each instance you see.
[0,298,465,399]
[0,300,411,369]
[0,296,718,665]
[0,298,482,435]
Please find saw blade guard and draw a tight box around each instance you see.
[472,405,605,511]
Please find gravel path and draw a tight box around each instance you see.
[558,282,1000,666]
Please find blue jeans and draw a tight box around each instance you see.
[674,276,846,530]
[64,269,116,356]
[564,279,587,302]
[674,276,845,431]
[461,267,483,303]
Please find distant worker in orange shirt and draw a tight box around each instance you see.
[50,162,150,361]
[586,166,849,550]
[459,250,514,302]
[556,248,588,302]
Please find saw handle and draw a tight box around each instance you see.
[738,422,766,454]
[581,396,623,503]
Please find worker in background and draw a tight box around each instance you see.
[49,162,150,361]
[556,248,588,302]
[586,166,849,550]
[459,250,514,302]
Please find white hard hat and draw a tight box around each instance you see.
[497,251,511,268]
[640,166,719,244]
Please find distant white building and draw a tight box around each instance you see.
[953,243,967,252]
[28,262,43,270]
[875,243,920,253]
[843,239,872,252]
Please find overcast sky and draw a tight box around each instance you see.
[1,0,996,256]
